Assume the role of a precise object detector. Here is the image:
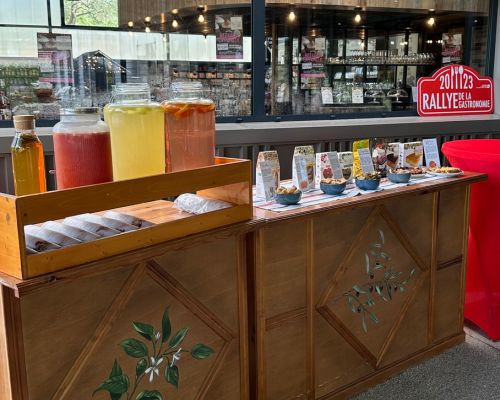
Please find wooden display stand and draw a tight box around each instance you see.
[0,157,252,279]
[0,171,486,400]
[251,174,485,399]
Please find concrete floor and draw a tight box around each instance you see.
[352,326,500,400]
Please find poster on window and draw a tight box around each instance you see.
[37,33,74,85]
[215,15,243,59]
[300,36,326,89]
[442,32,462,65]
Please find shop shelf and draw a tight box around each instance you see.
[0,157,252,279]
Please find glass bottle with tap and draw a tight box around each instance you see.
[11,115,46,195]
[104,83,165,180]
[162,82,215,172]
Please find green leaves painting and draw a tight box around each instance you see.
[93,308,214,400]
[121,339,149,358]
[339,229,416,333]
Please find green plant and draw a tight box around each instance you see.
[93,308,214,400]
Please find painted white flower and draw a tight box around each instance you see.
[155,331,161,342]
[171,348,182,367]
[145,357,163,382]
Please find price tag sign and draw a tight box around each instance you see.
[328,152,344,179]
[358,148,375,174]
[417,65,494,116]
[423,138,441,168]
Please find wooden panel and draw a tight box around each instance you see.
[265,319,307,399]
[0,196,24,278]
[313,206,373,304]
[433,264,463,342]
[15,231,247,400]
[378,276,430,367]
[315,316,374,396]
[16,158,250,225]
[0,286,13,400]
[255,182,473,399]
[20,266,134,400]
[261,220,308,318]
[386,192,434,267]
[437,185,467,264]
[153,236,241,339]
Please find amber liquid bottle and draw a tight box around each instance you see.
[11,115,46,195]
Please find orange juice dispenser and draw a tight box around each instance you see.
[162,82,216,172]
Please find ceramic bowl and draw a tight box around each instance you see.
[387,172,411,184]
[275,191,302,205]
[320,181,347,195]
[355,178,381,191]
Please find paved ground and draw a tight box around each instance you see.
[352,325,500,400]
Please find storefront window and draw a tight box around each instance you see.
[0,0,494,123]
[264,1,492,117]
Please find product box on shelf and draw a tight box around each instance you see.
[256,151,280,201]
[292,146,315,191]
[338,151,354,182]
[390,141,424,168]
[315,152,343,187]
[0,157,252,279]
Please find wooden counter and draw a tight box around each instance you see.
[251,172,486,399]
[0,172,486,399]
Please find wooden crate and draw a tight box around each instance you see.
[0,157,252,279]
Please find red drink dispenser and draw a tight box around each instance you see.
[53,107,113,189]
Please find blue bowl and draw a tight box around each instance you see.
[355,178,381,191]
[320,181,347,195]
[387,172,411,184]
[275,191,302,205]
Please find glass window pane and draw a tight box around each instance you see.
[63,0,118,27]
[0,0,48,26]
[265,1,491,116]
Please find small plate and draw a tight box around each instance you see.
[428,171,464,178]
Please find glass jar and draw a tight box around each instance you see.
[11,115,46,195]
[104,83,165,180]
[53,107,113,189]
[162,82,215,172]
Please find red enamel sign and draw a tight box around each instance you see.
[417,65,494,117]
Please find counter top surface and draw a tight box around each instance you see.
[253,172,487,222]
[0,171,486,290]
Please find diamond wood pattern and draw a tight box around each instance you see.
[255,185,471,399]
[11,232,249,400]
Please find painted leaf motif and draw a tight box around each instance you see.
[347,296,357,313]
[169,327,189,349]
[352,285,367,294]
[378,229,385,244]
[162,308,172,343]
[365,253,370,274]
[165,364,179,388]
[136,358,148,378]
[191,344,214,360]
[368,311,379,324]
[93,375,129,396]
[136,390,163,400]
[109,360,123,378]
[121,338,149,358]
[133,322,155,341]
[361,313,367,333]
